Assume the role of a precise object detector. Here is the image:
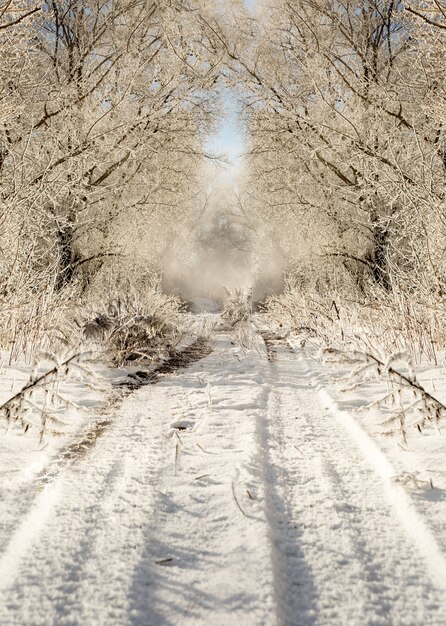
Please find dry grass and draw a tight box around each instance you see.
[322,348,446,444]
[264,280,446,365]
[80,276,186,366]
[221,287,253,327]
[0,281,80,364]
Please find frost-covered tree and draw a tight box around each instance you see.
[235,0,446,297]
[0,0,227,352]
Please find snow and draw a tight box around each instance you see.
[0,320,446,624]
[188,298,221,314]
[262,340,446,625]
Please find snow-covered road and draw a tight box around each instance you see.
[1,327,446,625]
[263,338,446,626]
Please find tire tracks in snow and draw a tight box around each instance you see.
[2,326,446,625]
[122,334,276,626]
[318,387,446,598]
[0,338,211,587]
[0,333,275,626]
[260,336,446,626]
[0,391,162,625]
[0,338,214,626]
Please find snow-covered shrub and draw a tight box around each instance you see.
[221,287,257,350]
[264,272,446,364]
[322,348,446,445]
[263,275,346,345]
[80,275,186,366]
[221,287,253,327]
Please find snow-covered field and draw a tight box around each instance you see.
[1,317,446,625]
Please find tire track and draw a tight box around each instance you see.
[0,337,215,626]
[0,332,271,626]
[261,339,446,626]
[0,387,161,626]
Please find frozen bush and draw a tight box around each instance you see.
[80,275,186,366]
[221,287,253,327]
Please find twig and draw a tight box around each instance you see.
[174,441,181,476]
[231,481,247,517]
[195,474,211,480]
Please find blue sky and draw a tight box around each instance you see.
[207,91,245,165]
[206,0,256,166]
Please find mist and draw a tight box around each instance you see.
[162,168,283,306]
[163,175,252,303]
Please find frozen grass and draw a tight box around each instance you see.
[80,276,187,366]
[321,348,446,445]
[221,287,257,349]
[0,353,102,442]
[0,272,189,437]
[221,287,253,327]
[0,282,80,365]
[264,274,446,444]
[0,269,188,368]
[264,278,446,365]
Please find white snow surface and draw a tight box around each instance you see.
[0,320,446,625]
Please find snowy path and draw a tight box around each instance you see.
[262,340,446,626]
[0,328,446,625]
